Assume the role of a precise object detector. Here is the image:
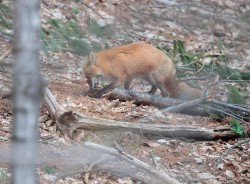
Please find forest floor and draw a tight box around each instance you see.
[0,0,250,183]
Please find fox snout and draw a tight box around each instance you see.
[87,76,101,89]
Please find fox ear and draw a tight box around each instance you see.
[88,52,96,64]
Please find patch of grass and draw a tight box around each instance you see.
[217,38,223,50]
[41,164,56,175]
[69,39,90,55]
[88,19,113,38]
[205,104,225,119]
[173,39,195,64]
[216,64,240,80]
[126,143,142,152]
[0,3,13,38]
[71,6,80,15]
[215,64,250,81]
[230,118,245,137]
[91,41,103,51]
[42,19,90,55]
[227,84,245,105]
[241,10,250,23]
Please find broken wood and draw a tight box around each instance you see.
[48,142,180,184]
[213,138,250,168]
[162,97,205,113]
[108,88,183,108]
[66,113,237,141]
[108,88,208,116]
[43,87,65,121]
[42,87,237,141]
[84,142,181,184]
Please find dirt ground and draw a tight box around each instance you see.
[0,0,250,184]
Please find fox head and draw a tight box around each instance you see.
[83,52,104,89]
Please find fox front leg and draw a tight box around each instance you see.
[125,78,158,94]
[94,81,121,98]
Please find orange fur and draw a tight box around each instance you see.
[83,42,202,100]
[174,81,203,100]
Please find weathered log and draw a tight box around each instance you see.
[108,88,208,116]
[43,88,182,184]
[67,114,236,141]
[43,87,65,121]
[108,88,183,108]
[43,87,237,141]
[51,142,181,184]
[83,142,181,184]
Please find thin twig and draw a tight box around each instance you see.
[52,168,88,184]
[140,2,198,10]
[196,60,206,74]
[206,106,249,125]
[84,155,109,184]
[0,50,10,63]
[208,100,250,113]
[179,77,207,81]
[176,66,197,71]
[84,142,181,184]
[213,139,250,168]
[162,97,205,113]
[150,152,157,167]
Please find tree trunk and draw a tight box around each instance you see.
[12,0,42,184]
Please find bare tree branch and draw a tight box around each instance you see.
[213,139,250,168]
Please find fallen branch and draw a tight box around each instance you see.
[83,142,181,184]
[0,50,10,63]
[213,138,250,168]
[162,97,205,113]
[108,88,183,108]
[43,87,65,121]
[48,142,181,184]
[52,168,88,184]
[208,100,250,113]
[67,114,236,141]
[1,86,238,140]
[42,87,236,140]
[163,79,250,118]
[84,155,108,184]
[205,106,250,125]
[108,88,208,116]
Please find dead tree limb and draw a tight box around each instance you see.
[213,138,250,168]
[108,88,208,116]
[48,142,180,184]
[162,97,205,113]
[43,87,65,121]
[108,88,183,108]
[83,142,181,184]
[42,87,236,141]
[67,114,236,141]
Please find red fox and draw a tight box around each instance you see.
[83,42,202,100]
